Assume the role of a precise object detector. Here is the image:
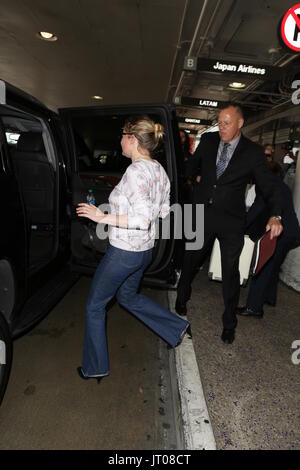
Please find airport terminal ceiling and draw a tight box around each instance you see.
[0,0,299,128]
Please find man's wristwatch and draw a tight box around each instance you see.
[272,215,282,222]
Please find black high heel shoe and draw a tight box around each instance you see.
[77,367,103,384]
[167,324,192,349]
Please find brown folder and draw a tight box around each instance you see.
[251,230,277,276]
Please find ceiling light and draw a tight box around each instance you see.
[229,82,246,89]
[93,95,103,100]
[37,31,58,41]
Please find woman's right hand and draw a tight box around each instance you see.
[76,203,105,223]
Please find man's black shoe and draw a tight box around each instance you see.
[236,306,264,318]
[221,328,235,344]
[175,299,187,315]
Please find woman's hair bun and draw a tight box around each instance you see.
[123,115,164,154]
[154,123,164,141]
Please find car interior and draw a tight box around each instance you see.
[0,105,175,277]
[69,112,172,272]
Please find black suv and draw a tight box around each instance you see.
[0,80,184,404]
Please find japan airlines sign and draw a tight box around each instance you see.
[184,58,282,80]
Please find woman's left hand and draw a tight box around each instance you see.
[76,203,105,223]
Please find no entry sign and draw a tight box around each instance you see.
[281,4,300,52]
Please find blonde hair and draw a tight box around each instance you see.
[123,116,164,155]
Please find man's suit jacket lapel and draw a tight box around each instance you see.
[211,133,220,163]
[210,132,220,167]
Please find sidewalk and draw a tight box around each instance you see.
[183,265,300,450]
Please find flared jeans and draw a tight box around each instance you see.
[82,244,189,377]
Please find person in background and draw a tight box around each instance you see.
[238,162,300,317]
[281,145,298,191]
[264,143,274,164]
[246,143,275,211]
[180,129,192,161]
[76,116,190,382]
[280,143,297,173]
[180,130,195,204]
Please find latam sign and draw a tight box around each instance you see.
[180,97,220,108]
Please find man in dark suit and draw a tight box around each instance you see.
[176,103,283,344]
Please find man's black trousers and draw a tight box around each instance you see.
[177,208,245,330]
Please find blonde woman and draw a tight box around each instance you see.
[76,116,191,382]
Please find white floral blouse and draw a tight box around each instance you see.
[108,159,170,251]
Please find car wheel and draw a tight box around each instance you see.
[0,312,13,405]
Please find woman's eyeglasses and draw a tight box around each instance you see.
[119,132,133,139]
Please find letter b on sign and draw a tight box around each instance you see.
[184,56,197,71]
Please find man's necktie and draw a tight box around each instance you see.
[216,142,230,179]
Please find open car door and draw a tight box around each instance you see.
[59,104,182,288]
[0,80,68,297]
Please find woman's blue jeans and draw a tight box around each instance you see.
[82,244,189,377]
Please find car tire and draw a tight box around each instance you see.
[0,312,13,405]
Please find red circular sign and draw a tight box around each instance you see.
[281,4,300,52]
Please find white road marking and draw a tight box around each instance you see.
[168,290,216,450]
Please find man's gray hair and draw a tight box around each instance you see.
[218,102,244,119]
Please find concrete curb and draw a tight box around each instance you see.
[168,291,216,450]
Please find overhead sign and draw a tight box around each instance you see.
[177,117,212,126]
[184,57,283,80]
[281,4,300,52]
[179,97,220,109]
[210,60,265,75]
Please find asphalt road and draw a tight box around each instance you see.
[0,277,179,450]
